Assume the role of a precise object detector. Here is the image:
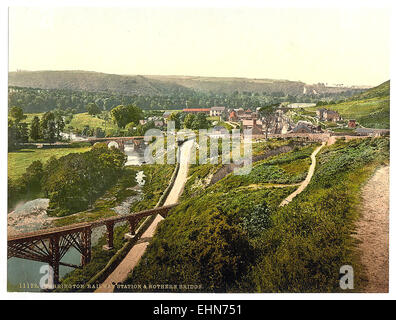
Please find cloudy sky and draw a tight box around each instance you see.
[9,6,390,86]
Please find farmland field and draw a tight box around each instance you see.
[67,112,118,132]
[8,147,91,180]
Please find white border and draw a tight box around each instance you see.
[1,0,395,301]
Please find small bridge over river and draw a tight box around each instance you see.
[85,136,149,152]
[7,204,177,285]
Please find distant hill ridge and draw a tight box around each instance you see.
[9,70,366,96]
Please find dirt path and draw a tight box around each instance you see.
[95,139,194,293]
[355,166,389,293]
[279,142,325,207]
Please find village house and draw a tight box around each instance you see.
[242,119,263,135]
[229,111,238,122]
[316,108,341,122]
[348,119,357,128]
[292,121,321,133]
[210,106,226,117]
[316,108,340,122]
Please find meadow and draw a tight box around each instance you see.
[8,146,91,180]
[67,112,118,132]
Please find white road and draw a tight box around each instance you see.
[95,139,194,292]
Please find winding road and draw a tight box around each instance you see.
[95,139,194,293]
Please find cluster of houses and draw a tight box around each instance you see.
[158,105,388,137]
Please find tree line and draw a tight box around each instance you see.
[8,106,67,150]
[9,85,361,114]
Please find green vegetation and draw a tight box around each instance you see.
[181,164,220,201]
[243,137,389,292]
[67,112,118,133]
[110,104,144,129]
[8,146,90,180]
[120,137,389,292]
[183,113,211,130]
[212,144,317,190]
[44,144,127,216]
[56,163,175,290]
[306,80,390,129]
[182,139,296,201]
[53,166,140,227]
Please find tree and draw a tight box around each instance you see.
[30,116,41,141]
[183,114,196,129]
[40,111,57,143]
[111,104,143,129]
[95,127,105,138]
[9,106,26,123]
[259,104,277,139]
[43,143,127,215]
[55,114,65,139]
[22,160,44,194]
[86,102,101,116]
[8,119,18,150]
[169,112,182,130]
[191,113,210,130]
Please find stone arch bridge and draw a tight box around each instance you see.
[85,136,148,152]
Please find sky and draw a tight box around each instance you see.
[8,6,391,86]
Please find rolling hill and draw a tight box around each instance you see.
[9,70,365,96]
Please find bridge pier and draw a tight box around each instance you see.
[103,222,114,250]
[49,235,60,285]
[8,204,177,290]
[124,217,138,240]
[81,227,92,266]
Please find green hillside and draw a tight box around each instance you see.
[350,80,390,101]
[307,80,390,129]
[119,137,389,293]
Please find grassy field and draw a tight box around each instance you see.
[8,147,91,180]
[67,112,118,131]
[22,112,119,133]
[305,97,389,129]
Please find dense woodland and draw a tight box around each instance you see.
[9,85,362,114]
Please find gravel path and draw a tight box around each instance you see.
[279,142,325,207]
[355,166,389,292]
[95,139,194,293]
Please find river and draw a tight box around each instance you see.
[7,143,147,292]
